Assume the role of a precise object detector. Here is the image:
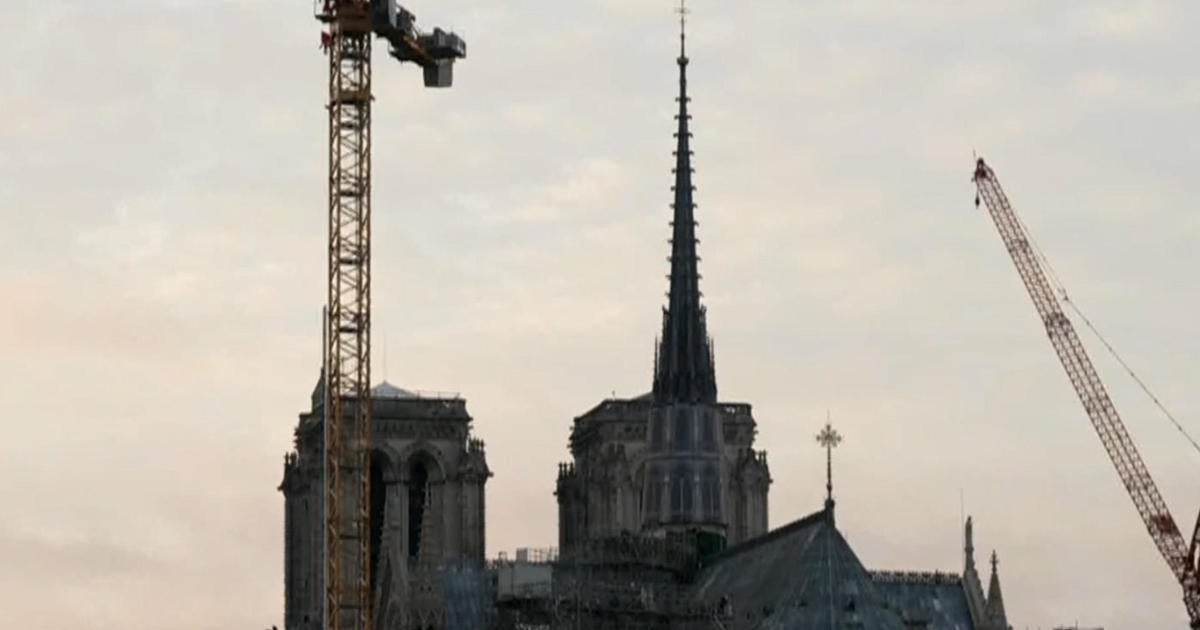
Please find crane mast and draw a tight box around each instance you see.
[972,158,1200,626]
[320,3,373,630]
[314,2,465,630]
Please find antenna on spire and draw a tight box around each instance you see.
[675,0,690,60]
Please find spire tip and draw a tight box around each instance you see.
[675,0,690,62]
[653,0,713,406]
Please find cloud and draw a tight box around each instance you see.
[1077,4,1168,40]
[75,201,170,267]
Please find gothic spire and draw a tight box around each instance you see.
[986,550,1009,625]
[653,1,717,405]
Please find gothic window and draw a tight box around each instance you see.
[701,465,719,520]
[673,407,692,451]
[661,473,670,519]
[644,464,661,519]
[670,469,684,516]
[650,412,665,451]
[369,452,387,596]
[408,461,429,562]
[700,411,717,452]
[679,465,694,516]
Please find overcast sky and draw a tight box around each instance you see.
[3,1,1199,628]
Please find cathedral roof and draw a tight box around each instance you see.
[692,506,905,629]
[311,375,451,401]
[871,571,975,628]
[301,375,467,432]
[371,381,419,399]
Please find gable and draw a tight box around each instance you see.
[692,510,904,629]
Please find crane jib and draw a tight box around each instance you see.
[972,157,1200,627]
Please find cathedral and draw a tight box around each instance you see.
[554,5,770,562]
[281,16,1014,630]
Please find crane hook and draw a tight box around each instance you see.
[974,192,980,209]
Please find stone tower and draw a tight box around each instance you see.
[280,379,491,630]
[555,20,770,555]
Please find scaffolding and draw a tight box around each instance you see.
[494,533,730,630]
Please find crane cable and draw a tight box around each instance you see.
[1007,203,1200,458]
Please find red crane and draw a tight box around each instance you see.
[972,157,1200,627]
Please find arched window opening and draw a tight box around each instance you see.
[644,464,661,519]
[673,408,693,451]
[650,412,666,451]
[670,469,685,517]
[701,466,719,520]
[700,411,717,452]
[408,461,429,562]
[680,467,694,516]
[369,452,387,595]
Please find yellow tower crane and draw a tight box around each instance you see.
[314,2,465,630]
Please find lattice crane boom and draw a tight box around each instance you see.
[314,2,464,630]
[320,6,372,630]
[972,157,1200,627]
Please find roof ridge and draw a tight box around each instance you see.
[870,570,963,585]
[701,508,827,566]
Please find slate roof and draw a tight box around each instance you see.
[871,571,975,630]
[691,506,908,629]
[372,381,419,399]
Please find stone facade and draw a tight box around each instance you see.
[555,395,770,551]
[279,380,490,630]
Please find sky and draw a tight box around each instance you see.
[1,0,1199,628]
